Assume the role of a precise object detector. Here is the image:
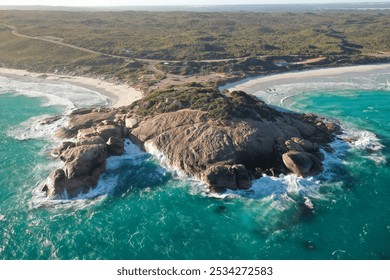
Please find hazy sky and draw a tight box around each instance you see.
[0,0,386,6]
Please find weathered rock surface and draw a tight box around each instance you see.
[44,109,127,199]
[43,88,341,198]
[203,164,251,191]
[76,135,106,146]
[282,151,323,177]
[96,124,123,141]
[61,144,107,179]
[54,109,115,139]
[129,91,340,192]
[43,144,107,198]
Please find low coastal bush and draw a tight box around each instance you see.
[130,84,279,121]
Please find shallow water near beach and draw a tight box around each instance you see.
[0,73,389,260]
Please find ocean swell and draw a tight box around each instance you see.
[0,75,109,109]
[1,75,109,141]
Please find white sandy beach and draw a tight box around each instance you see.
[225,63,390,93]
[0,67,143,107]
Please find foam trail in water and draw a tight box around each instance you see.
[76,140,148,199]
[339,127,386,165]
[1,75,109,141]
[0,75,109,109]
[209,135,352,211]
[7,114,67,141]
[224,72,390,107]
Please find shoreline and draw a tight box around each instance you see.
[1,63,389,109]
[0,67,143,108]
[222,63,390,93]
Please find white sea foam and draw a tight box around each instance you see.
[76,140,147,200]
[224,72,390,107]
[218,174,320,200]
[0,75,109,109]
[339,127,387,165]
[144,140,189,178]
[1,75,109,141]
[29,139,149,209]
[225,70,388,163]
[7,114,67,141]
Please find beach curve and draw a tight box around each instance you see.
[0,67,143,108]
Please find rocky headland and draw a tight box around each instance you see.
[42,84,341,199]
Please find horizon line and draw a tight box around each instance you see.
[1,2,389,7]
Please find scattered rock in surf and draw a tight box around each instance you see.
[302,240,316,251]
[282,151,323,177]
[203,164,251,191]
[40,115,62,125]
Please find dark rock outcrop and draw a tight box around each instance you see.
[203,164,251,191]
[282,151,323,177]
[61,144,107,179]
[107,136,125,156]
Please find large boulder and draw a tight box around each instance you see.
[77,128,97,140]
[203,165,237,190]
[203,164,251,191]
[54,110,115,139]
[107,137,125,156]
[61,144,107,179]
[290,137,319,152]
[96,124,123,141]
[77,135,106,146]
[282,151,323,177]
[125,117,140,129]
[42,144,107,199]
[52,141,75,157]
[42,165,104,199]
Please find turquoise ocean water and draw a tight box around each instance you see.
[0,72,389,260]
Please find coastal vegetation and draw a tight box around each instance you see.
[1,10,389,59]
[0,9,389,88]
[132,83,278,121]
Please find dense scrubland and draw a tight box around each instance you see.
[0,10,389,87]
